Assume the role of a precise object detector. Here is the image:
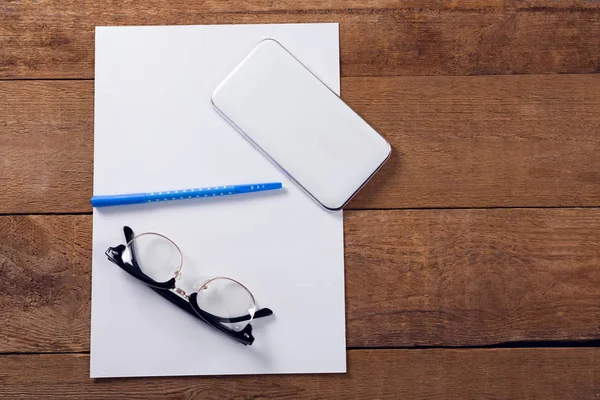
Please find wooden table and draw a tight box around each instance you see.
[1,1,599,398]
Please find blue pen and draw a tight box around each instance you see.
[90,182,283,208]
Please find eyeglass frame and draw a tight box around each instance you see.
[104,226,273,346]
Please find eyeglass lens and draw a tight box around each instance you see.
[196,278,257,332]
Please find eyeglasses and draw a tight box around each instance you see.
[105,226,273,346]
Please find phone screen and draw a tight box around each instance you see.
[212,39,390,210]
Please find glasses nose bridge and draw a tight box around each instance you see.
[173,287,190,300]
[171,263,192,299]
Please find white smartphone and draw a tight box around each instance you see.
[212,39,391,210]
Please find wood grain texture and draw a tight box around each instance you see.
[0,0,506,15]
[2,76,600,213]
[346,74,600,208]
[345,209,600,347]
[513,0,600,9]
[0,216,91,353]
[0,81,93,213]
[1,210,598,352]
[1,4,600,79]
[0,350,598,399]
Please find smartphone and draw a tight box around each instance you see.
[212,39,391,210]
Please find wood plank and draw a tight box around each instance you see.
[1,6,599,79]
[0,81,93,213]
[2,75,600,213]
[1,0,596,18]
[0,350,597,399]
[0,0,505,15]
[514,0,600,9]
[345,209,600,347]
[0,216,91,353]
[346,74,600,209]
[1,210,598,352]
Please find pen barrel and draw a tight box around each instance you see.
[233,182,282,193]
[145,186,235,202]
[90,193,147,207]
[91,183,282,207]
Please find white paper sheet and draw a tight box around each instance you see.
[91,23,345,378]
